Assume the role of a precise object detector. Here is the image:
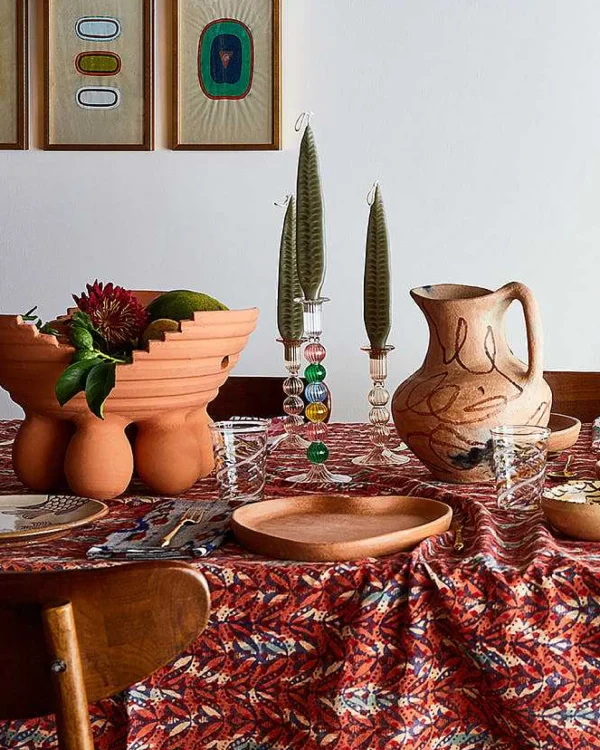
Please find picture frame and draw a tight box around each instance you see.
[0,0,28,150]
[44,0,154,151]
[172,0,281,150]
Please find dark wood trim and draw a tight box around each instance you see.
[272,0,281,150]
[0,0,28,150]
[44,0,154,151]
[544,370,600,423]
[209,375,332,422]
[172,0,281,151]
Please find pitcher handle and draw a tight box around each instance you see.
[497,282,543,382]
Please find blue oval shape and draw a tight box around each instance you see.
[75,17,121,42]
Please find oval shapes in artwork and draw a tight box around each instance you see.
[198,19,253,100]
[75,52,122,77]
[75,17,121,42]
[76,87,121,110]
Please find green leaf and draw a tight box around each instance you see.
[55,358,102,407]
[296,124,326,300]
[85,361,116,419]
[277,196,303,340]
[71,326,94,350]
[364,184,391,350]
[72,349,97,363]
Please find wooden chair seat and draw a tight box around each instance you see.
[0,562,210,749]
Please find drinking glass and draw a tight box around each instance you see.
[491,425,550,511]
[209,420,269,504]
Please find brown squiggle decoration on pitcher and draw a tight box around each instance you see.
[392,283,552,483]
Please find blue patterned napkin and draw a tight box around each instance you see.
[88,498,240,560]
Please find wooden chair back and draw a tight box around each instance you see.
[0,561,210,750]
[544,371,600,423]
[210,375,331,421]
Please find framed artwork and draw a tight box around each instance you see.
[44,0,154,150]
[173,0,281,150]
[0,0,27,150]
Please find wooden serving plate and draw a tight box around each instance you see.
[231,495,453,562]
[548,413,581,454]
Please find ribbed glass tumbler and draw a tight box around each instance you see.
[209,420,269,504]
[491,425,550,511]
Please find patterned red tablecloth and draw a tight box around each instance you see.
[0,420,599,750]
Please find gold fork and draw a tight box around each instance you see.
[160,508,206,548]
[451,521,464,552]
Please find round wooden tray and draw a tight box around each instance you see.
[231,494,453,562]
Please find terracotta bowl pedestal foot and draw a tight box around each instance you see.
[135,416,205,496]
[65,417,133,500]
[0,299,259,499]
[13,414,72,491]
[187,408,215,478]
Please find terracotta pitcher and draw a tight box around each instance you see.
[392,283,551,483]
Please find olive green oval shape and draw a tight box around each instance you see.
[75,52,121,76]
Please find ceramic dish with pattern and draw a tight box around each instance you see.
[542,481,600,541]
[547,413,581,454]
[0,494,108,542]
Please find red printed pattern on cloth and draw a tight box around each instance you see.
[0,420,598,749]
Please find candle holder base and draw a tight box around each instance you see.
[286,464,351,484]
[275,433,311,451]
[352,446,410,467]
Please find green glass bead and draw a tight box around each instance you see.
[307,441,329,464]
[305,363,326,383]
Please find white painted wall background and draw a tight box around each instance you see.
[1,0,599,421]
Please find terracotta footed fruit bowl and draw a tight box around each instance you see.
[0,292,259,500]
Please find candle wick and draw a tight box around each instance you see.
[274,194,292,208]
[294,111,314,132]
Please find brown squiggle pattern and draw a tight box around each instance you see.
[395,315,550,476]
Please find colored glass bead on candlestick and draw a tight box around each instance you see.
[353,346,410,467]
[287,298,350,484]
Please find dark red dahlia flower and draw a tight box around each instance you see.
[73,281,149,349]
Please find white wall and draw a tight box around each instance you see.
[1,0,600,421]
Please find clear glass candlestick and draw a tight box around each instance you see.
[352,346,410,467]
[277,338,310,450]
[287,298,351,484]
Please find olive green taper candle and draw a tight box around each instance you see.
[363,183,391,351]
[295,123,326,300]
[277,195,303,341]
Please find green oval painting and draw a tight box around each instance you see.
[198,19,253,100]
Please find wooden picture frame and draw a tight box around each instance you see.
[0,0,28,150]
[44,0,154,151]
[172,0,281,150]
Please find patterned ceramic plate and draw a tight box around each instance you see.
[543,480,600,504]
[0,494,108,541]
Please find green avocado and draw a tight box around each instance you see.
[146,290,229,322]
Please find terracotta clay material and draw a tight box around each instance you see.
[541,487,600,542]
[392,283,552,484]
[547,413,581,454]
[231,494,453,561]
[0,292,258,500]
